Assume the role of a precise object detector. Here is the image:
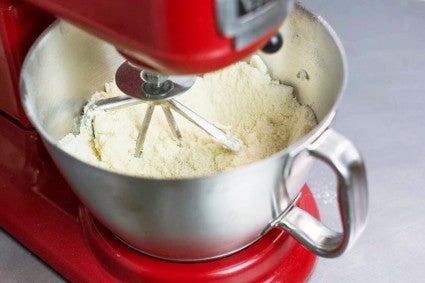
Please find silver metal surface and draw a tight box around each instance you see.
[19,3,365,261]
[167,99,242,152]
[216,0,294,49]
[92,96,139,111]
[161,105,182,141]
[278,129,368,257]
[135,104,154,157]
[115,62,196,101]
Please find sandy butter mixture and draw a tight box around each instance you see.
[58,56,316,178]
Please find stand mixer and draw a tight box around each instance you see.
[0,0,368,282]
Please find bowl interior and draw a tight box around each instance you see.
[21,4,345,156]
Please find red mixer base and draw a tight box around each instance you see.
[0,117,318,282]
[79,186,318,283]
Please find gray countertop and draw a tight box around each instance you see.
[2,0,425,282]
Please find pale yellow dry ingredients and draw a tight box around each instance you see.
[58,56,316,178]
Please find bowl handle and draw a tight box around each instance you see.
[276,129,368,257]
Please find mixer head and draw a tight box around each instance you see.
[115,0,295,73]
[28,0,293,74]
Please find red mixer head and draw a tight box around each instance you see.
[27,0,294,74]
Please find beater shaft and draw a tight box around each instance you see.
[162,105,182,141]
[167,99,242,152]
[93,96,140,111]
[135,104,155,157]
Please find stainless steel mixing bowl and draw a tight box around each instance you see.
[20,4,368,261]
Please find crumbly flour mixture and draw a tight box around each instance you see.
[59,56,316,178]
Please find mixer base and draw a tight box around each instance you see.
[79,186,318,282]
[0,114,318,282]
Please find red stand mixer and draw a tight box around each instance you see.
[0,1,368,282]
